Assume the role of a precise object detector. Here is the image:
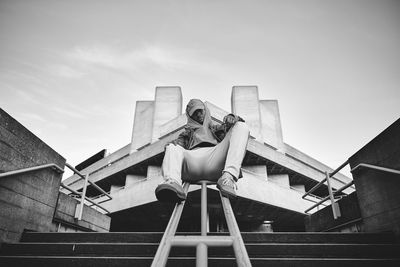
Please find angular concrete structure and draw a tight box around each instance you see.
[63,86,353,232]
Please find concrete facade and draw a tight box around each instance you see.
[53,192,110,232]
[259,100,284,151]
[0,109,65,243]
[152,86,182,141]
[130,101,154,152]
[349,118,400,236]
[231,86,262,140]
[63,86,355,232]
[0,109,111,243]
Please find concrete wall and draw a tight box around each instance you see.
[348,118,400,235]
[130,101,154,152]
[152,86,182,141]
[231,86,262,140]
[130,86,182,153]
[304,192,362,232]
[52,192,110,232]
[0,108,66,243]
[259,100,284,151]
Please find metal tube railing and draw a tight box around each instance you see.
[64,162,112,219]
[303,160,352,218]
[60,183,110,213]
[220,190,252,267]
[0,161,111,219]
[65,163,112,199]
[151,182,190,267]
[0,163,64,179]
[351,163,400,175]
[151,181,251,267]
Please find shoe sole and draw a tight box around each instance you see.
[155,185,186,203]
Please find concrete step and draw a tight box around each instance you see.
[20,232,396,244]
[0,256,399,267]
[2,242,400,258]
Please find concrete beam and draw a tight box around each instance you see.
[268,174,290,188]
[284,143,353,185]
[246,139,353,192]
[231,86,262,140]
[260,100,284,151]
[152,86,182,141]
[130,101,154,153]
[62,144,131,190]
[102,168,311,214]
[125,174,146,188]
[242,165,268,180]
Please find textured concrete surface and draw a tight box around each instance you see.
[259,100,284,151]
[130,101,154,152]
[0,108,65,243]
[152,86,182,141]
[305,192,362,232]
[53,192,110,232]
[268,174,290,188]
[349,118,400,235]
[231,86,262,140]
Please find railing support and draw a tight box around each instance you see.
[75,174,89,220]
[151,181,251,267]
[325,171,341,219]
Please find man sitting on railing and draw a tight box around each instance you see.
[155,99,250,203]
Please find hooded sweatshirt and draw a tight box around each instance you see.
[172,99,243,150]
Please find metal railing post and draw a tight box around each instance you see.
[151,182,190,267]
[325,171,341,219]
[197,181,208,267]
[75,173,89,220]
[220,193,252,267]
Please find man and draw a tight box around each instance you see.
[155,99,250,203]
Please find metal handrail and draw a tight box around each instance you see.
[60,183,110,214]
[302,160,352,219]
[63,163,112,220]
[303,162,400,219]
[0,162,111,219]
[351,163,400,175]
[0,163,64,178]
[302,160,349,199]
[65,163,112,199]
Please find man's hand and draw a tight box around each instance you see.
[224,114,237,126]
[223,114,239,131]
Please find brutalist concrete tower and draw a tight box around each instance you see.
[63,86,353,232]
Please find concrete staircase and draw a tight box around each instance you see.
[1,231,399,266]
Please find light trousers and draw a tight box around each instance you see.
[162,122,250,183]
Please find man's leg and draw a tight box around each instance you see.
[162,144,185,183]
[223,121,250,179]
[208,122,249,197]
[155,144,186,202]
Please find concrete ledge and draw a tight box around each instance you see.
[53,193,110,232]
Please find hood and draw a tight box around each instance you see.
[185,99,213,129]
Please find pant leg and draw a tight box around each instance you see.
[161,144,185,184]
[208,122,249,180]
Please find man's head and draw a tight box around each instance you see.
[186,99,205,124]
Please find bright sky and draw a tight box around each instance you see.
[1,0,399,178]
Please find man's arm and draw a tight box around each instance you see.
[169,128,191,149]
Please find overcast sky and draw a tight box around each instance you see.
[1,0,399,178]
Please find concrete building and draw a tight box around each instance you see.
[1,87,399,266]
[62,86,354,232]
